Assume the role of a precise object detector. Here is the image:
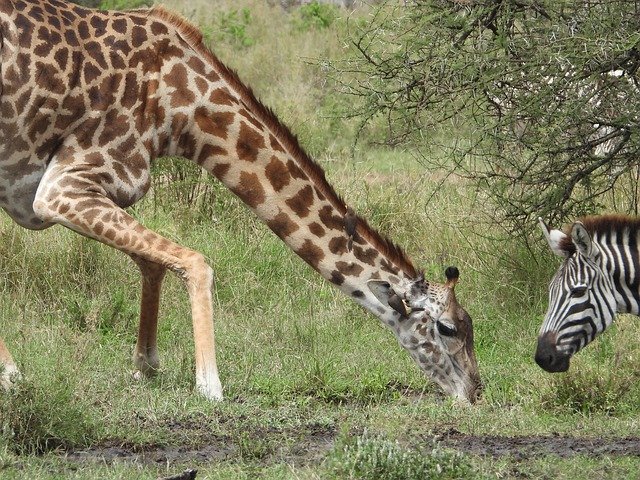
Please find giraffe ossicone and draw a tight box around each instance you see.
[0,0,481,403]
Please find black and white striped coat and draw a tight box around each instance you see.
[535,215,640,372]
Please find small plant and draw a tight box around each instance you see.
[99,0,152,10]
[326,430,475,480]
[0,376,96,455]
[543,365,634,415]
[218,8,255,48]
[296,1,338,31]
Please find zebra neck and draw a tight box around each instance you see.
[595,233,640,315]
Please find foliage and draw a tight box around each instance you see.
[295,1,339,31]
[0,378,96,455]
[326,430,476,479]
[337,0,640,234]
[201,8,255,49]
[99,0,152,10]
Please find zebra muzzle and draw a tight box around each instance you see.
[534,331,571,373]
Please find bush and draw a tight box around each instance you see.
[0,377,96,455]
[296,1,339,31]
[326,430,475,480]
[543,364,636,415]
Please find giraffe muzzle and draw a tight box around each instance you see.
[535,331,570,373]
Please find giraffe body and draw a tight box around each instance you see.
[0,0,481,402]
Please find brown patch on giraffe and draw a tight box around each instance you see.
[211,163,230,180]
[308,222,325,238]
[269,134,285,153]
[319,205,344,231]
[35,26,62,56]
[15,13,35,48]
[238,108,263,131]
[99,111,129,144]
[131,25,148,48]
[296,240,325,270]
[166,64,195,108]
[353,245,378,267]
[197,144,228,165]
[265,157,290,192]
[150,20,169,36]
[54,47,69,70]
[90,15,108,37]
[195,77,209,96]
[209,88,236,107]
[230,171,266,209]
[336,261,364,277]
[122,72,140,109]
[112,17,127,34]
[380,259,399,275]
[236,121,265,162]
[328,236,347,255]
[286,160,308,181]
[85,40,108,69]
[285,185,314,218]
[267,211,300,240]
[194,107,235,140]
[34,62,65,94]
[330,270,345,286]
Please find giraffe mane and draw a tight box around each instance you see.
[147,6,419,278]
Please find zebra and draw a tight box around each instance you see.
[535,214,640,372]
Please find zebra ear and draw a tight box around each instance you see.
[571,221,593,257]
[539,217,569,257]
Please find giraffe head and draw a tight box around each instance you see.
[368,267,481,403]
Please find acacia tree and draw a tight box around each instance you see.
[339,0,640,232]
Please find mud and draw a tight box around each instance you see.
[436,429,640,459]
[62,426,640,468]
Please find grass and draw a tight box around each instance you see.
[1,0,639,478]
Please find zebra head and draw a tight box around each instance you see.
[535,218,617,372]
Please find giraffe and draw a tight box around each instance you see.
[0,0,481,403]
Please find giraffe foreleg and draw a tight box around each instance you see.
[32,164,223,401]
[129,254,166,380]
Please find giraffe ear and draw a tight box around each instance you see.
[367,280,409,318]
[539,217,570,257]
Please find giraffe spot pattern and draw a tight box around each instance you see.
[230,171,265,208]
[285,185,314,218]
[265,156,290,192]
[266,211,300,240]
[236,121,265,162]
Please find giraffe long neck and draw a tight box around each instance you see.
[150,8,418,318]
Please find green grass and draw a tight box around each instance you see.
[1,0,639,478]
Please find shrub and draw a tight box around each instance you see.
[0,377,96,455]
[296,1,339,31]
[326,430,475,480]
[99,0,152,10]
[543,365,636,415]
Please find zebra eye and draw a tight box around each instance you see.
[437,320,457,337]
[570,285,588,297]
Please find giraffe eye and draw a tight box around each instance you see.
[570,285,588,297]
[436,320,457,337]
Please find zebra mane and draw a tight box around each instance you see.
[560,214,640,254]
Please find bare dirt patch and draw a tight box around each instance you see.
[64,422,335,467]
[60,423,640,468]
[436,429,640,459]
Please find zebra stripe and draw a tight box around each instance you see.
[541,220,640,358]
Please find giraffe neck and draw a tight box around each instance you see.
[150,7,419,320]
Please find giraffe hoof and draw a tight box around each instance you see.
[132,370,144,382]
[197,380,223,401]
